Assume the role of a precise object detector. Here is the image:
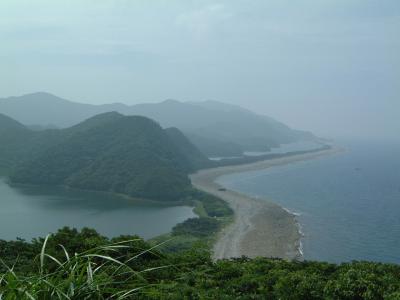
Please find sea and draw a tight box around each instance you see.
[217,140,400,264]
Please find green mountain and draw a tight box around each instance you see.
[3,112,209,201]
[0,92,317,156]
[0,114,31,172]
[165,127,212,170]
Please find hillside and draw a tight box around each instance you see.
[165,127,211,170]
[0,92,316,156]
[3,113,209,201]
[0,114,31,172]
[0,114,67,173]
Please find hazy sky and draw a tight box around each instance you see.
[1,0,399,138]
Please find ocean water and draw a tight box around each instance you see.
[210,141,322,161]
[244,141,322,156]
[218,140,400,264]
[0,179,196,241]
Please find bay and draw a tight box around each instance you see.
[0,178,195,241]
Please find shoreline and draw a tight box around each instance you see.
[190,147,342,260]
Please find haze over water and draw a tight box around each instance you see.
[218,140,400,264]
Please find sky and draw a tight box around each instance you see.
[1,0,399,139]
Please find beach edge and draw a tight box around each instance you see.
[190,147,343,260]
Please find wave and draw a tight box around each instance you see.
[282,206,302,217]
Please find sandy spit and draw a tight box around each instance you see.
[190,147,342,260]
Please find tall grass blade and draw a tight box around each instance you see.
[44,254,64,268]
[87,260,93,284]
[113,286,143,299]
[40,234,50,274]
[59,244,70,263]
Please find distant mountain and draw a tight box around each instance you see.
[0,92,121,128]
[2,113,209,201]
[0,92,316,156]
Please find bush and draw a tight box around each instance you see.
[172,218,221,237]
[190,190,233,218]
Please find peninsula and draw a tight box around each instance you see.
[191,147,342,260]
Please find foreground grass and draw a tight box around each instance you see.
[2,228,400,299]
[0,235,167,299]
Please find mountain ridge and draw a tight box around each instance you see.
[0,92,317,156]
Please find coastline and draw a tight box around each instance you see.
[190,147,342,260]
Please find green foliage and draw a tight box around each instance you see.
[188,189,234,218]
[0,93,316,158]
[172,218,221,237]
[162,258,400,300]
[151,189,233,252]
[165,127,211,170]
[1,228,400,299]
[0,233,165,299]
[0,114,68,172]
[1,112,209,201]
[0,114,34,170]
[150,234,203,253]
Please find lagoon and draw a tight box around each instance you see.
[0,178,195,241]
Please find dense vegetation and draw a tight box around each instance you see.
[0,111,325,203]
[1,227,400,299]
[165,127,212,170]
[0,112,210,201]
[0,114,65,172]
[149,190,233,253]
[0,92,317,157]
[172,218,221,238]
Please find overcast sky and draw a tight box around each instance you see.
[1,0,399,139]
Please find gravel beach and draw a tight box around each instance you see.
[190,147,341,260]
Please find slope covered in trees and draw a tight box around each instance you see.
[1,112,210,201]
[0,114,66,173]
[0,114,31,172]
[0,92,317,156]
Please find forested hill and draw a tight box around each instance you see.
[0,92,317,156]
[0,114,32,172]
[0,114,68,173]
[1,112,210,201]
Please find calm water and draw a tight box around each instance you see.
[244,141,323,156]
[218,140,400,263]
[0,179,195,241]
[210,141,322,161]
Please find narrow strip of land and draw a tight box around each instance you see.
[190,147,342,260]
